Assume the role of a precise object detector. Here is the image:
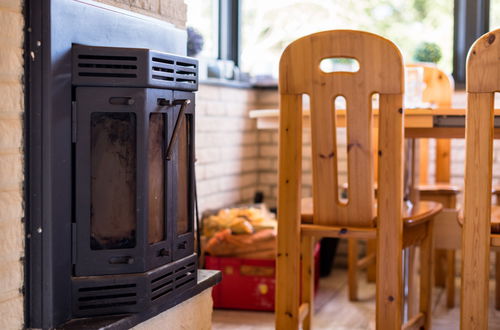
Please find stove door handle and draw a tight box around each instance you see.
[166,99,190,160]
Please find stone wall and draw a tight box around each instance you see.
[94,0,187,27]
[0,0,25,329]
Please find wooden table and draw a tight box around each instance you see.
[249,107,500,137]
[250,106,500,210]
[250,106,500,203]
[251,107,500,200]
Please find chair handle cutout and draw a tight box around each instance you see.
[319,57,360,73]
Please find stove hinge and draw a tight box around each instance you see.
[71,222,77,264]
[71,101,77,143]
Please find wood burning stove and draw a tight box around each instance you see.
[26,2,220,327]
[70,45,198,317]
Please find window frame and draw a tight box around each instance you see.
[218,0,241,67]
[453,0,490,86]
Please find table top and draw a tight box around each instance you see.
[250,107,500,118]
[249,89,500,133]
[249,107,500,138]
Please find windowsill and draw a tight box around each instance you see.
[199,78,279,90]
[59,269,221,330]
[200,79,464,92]
[200,78,253,89]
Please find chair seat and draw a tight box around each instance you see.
[418,183,461,195]
[458,205,500,234]
[300,198,442,227]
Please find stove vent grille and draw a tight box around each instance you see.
[76,54,138,79]
[74,283,139,315]
[73,45,198,91]
[149,261,196,302]
[71,254,197,317]
[151,56,197,86]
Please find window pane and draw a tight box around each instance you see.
[185,0,218,58]
[241,0,454,77]
[491,2,500,29]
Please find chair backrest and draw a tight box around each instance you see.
[278,30,404,228]
[406,63,454,184]
[462,28,500,328]
[407,63,454,107]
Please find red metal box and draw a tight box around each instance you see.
[205,243,320,311]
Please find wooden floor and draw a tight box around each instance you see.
[212,269,500,329]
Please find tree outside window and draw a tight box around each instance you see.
[241,0,453,78]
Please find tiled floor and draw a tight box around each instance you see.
[212,269,500,329]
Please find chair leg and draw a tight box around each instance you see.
[348,239,359,301]
[446,250,455,308]
[301,236,315,330]
[276,221,300,329]
[434,249,446,288]
[496,251,500,310]
[376,237,403,329]
[366,239,377,283]
[407,246,419,319]
[419,221,434,329]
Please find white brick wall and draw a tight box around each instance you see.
[195,84,262,213]
[252,91,349,207]
[94,0,187,27]
[0,0,24,329]
[416,136,500,207]
[256,127,349,207]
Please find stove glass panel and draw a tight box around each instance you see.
[148,113,166,244]
[177,114,190,235]
[90,112,137,250]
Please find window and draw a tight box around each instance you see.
[186,0,492,84]
[185,0,219,59]
[491,1,500,29]
[240,0,454,78]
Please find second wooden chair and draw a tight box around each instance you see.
[461,28,500,329]
[276,30,442,330]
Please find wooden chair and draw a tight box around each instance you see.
[276,30,442,330]
[461,28,500,329]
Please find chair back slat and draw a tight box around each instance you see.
[467,31,500,93]
[279,30,404,228]
[461,29,500,329]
